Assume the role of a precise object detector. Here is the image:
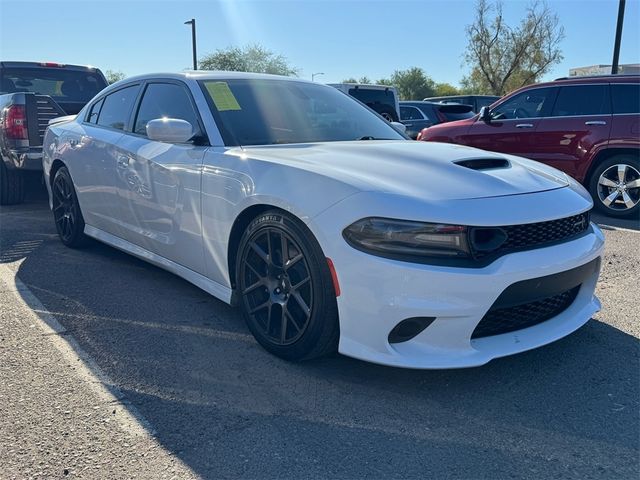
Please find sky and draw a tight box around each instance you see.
[1,0,638,86]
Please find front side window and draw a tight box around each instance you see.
[200,79,405,146]
[96,85,139,131]
[551,85,610,117]
[400,106,424,121]
[476,97,498,109]
[134,83,200,136]
[611,84,640,114]
[491,87,555,120]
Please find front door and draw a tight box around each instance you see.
[459,86,558,159]
[114,81,208,275]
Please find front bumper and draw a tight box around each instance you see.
[1,146,43,171]
[311,199,604,368]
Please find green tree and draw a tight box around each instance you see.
[463,0,564,95]
[105,70,126,84]
[387,67,436,100]
[199,44,299,76]
[341,76,372,84]
[433,82,460,97]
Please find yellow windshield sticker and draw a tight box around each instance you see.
[206,82,241,111]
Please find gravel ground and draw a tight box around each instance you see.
[0,182,638,479]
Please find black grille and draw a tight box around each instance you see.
[471,286,580,339]
[471,212,591,259]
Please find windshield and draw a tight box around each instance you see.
[200,79,405,146]
[0,68,107,103]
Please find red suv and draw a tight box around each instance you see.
[419,75,640,218]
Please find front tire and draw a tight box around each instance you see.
[0,161,25,205]
[52,166,90,248]
[589,155,640,219]
[236,210,339,361]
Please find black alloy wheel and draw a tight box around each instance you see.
[236,210,339,360]
[52,167,90,248]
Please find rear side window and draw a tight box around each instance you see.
[551,85,610,117]
[134,83,200,136]
[611,84,640,114]
[400,106,424,121]
[348,88,396,107]
[416,105,439,122]
[87,98,104,124]
[96,85,139,131]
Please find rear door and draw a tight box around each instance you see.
[459,86,557,158]
[113,80,208,274]
[71,84,141,234]
[400,105,433,139]
[609,82,640,148]
[533,84,612,180]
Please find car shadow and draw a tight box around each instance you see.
[1,182,638,478]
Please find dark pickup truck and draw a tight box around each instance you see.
[0,61,108,204]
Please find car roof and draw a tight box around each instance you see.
[552,73,639,83]
[120,71,312,84]
[530,74,640,88]
[495,74,640,101]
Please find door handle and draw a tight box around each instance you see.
[516,123,534,128]
[585,120,607,126]
[117,156,130,169]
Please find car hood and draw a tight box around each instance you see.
[238,140,569,201]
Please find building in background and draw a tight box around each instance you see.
[569,64,640,76]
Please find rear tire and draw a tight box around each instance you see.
[378,106,399,123]
[588,155,640,219]
[235,210,339,361]
[52,166,91,248]
[0,161,25,205]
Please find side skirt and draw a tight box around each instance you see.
[83,225,233,304]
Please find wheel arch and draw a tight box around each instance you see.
[583,147,640,185]
[227,204,287,293]
[49,159,66,186]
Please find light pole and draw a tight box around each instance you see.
[184,19,197,70]
[611,0,626,74]
[312,72,325,82]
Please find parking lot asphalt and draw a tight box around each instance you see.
[1,180,639,479]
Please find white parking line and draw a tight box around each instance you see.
[596,223,640,234]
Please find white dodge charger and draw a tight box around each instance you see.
[43,72,604,369]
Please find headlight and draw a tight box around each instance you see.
[342,217,471,260]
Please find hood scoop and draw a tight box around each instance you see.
[455,158,511,171]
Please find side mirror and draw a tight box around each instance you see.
[390,121,407,134]
[478,106,492,122]
[146,118,194,143]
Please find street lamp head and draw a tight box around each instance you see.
[184,19,194,25]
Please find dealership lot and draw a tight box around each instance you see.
[1,182,638,479]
